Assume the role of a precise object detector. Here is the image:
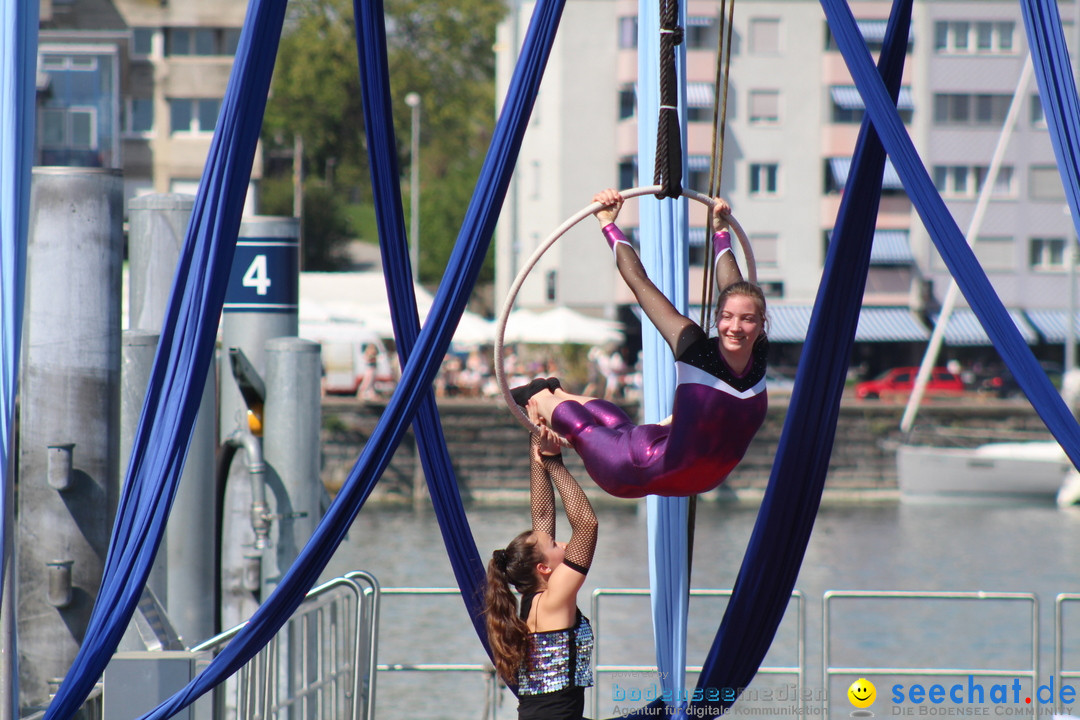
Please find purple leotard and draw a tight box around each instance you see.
[550,336,768,498]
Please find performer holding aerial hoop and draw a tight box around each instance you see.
[513,189,769,499]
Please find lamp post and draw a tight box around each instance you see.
[405,92,421,283]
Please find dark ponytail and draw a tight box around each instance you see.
[484,530,543,683]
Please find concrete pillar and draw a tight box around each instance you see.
[18,167,123,711]
[127,193,217,645]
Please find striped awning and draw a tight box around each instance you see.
[826,229,913,264]
[829,156,904,190]
[687,154,712,171]
[757,305,929,343]
[831,85,913,111]
[930,308,1039,346]
[687,82,714,108]
[1025,309,1080,343]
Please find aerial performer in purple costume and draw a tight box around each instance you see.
[514,188,769,499]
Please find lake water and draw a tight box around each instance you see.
[318,498,1080,720]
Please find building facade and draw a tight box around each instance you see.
[36,0,259,214]
[494,0,1080,371]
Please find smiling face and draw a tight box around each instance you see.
[847,678,876,709]
[716,294,764,368]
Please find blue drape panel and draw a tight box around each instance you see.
[637,0,691,708]
[0,0,36,713]
[44,0,289,715]
[352,0,489,650]
[680,0,911,714]
[821,0,1080,470]
[1019,0,1080,233]
[124,1,567,717]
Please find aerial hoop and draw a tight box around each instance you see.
[495,185,756,432]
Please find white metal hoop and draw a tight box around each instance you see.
[494,185,756,432]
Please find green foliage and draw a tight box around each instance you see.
[259,174,354,271]
[262,0,506,285]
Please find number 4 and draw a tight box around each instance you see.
[242,254,272,296]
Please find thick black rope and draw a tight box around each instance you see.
[654,0,683,199]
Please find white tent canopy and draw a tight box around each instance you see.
[299,272,494,347]
[504,306,624,345]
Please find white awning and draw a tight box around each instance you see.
[829,156,904,190]
[831,85,913,111]
[930,308,1038,346]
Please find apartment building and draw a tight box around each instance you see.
[494,0,1080,367]
[36,0,259,213]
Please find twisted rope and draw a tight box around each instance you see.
[653,0,683,198]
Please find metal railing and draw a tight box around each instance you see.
[824,590,1039,717]
[377,588,501,720]
[589,587,805,719]
[1055,593,1080,715]
[194,570,379,720]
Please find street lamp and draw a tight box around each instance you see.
[404,92,421,284]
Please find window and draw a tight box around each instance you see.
[169,98,220,134]
[934,20,1015,54]
[748,90,779,124]
[166,27,240,56]
[750,233,779,267]
[1031,94,1046,127]
[618,86,635,120]
[618,17,637,49]
[973,235,1014,271]
[932,165,1014,198]
[124,97,153,135]
[748,18,780,55]
[132,28,154,56]
[933,93,1011,126]
[618,158,637,190]
[830,86,914,124]
[545,270,557,302]
[1030,237,1066,270]
[1029,165,1066,200]
[42,107,95,148]
[749,163,779,196]
[686,19,717,50]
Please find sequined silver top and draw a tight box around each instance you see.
[516,611,594,695]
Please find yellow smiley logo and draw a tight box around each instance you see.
[848,677,876,709]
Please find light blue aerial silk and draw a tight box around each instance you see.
[637,0,691,711]
[0,0,36,714]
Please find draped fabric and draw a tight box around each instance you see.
[1019,0,1080,241]
[353,0,489,649]
[122,1,568,717]
[822,0,1080,471]
[686,0,911,713]
[0,0,36,607]
[637,0,691,708]
[0,1,36,714]
[44,0,289,716]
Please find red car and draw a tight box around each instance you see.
[854,366,965,400]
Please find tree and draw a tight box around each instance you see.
[261,0,508,287]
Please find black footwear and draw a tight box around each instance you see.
[546,377,562,393]
[511,378,550,407]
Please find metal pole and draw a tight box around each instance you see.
[405,92,421,283]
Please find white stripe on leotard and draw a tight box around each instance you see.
[675,361,767,399]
